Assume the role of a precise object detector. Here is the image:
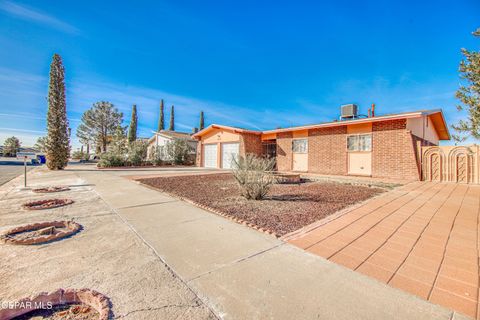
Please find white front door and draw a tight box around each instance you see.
[203,144,218,168]
[293,153,308,171]
[348,153,372,176]
[222,143,239,169]
[347,134,372,176]
[292,139,308,171]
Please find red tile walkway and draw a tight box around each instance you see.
[287,182,480,319]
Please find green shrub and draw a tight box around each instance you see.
[232,154,276,200]
[98,151,126,167]
[149,145,165,166]
[71,150,89,161]
[165,138,194,165]
[128,140,148,166]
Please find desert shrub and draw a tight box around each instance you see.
[98,151,126,167]
[71,150,89,161]
[149,145,165,166]
[232,154,276,200]
[127,140,148,166]
[165,138,194,165]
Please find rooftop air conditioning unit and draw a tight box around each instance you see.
[341,104,358,119]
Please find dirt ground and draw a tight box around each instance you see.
[0,169,216,319]
[138,174,384,236]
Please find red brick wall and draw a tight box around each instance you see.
[240,133,263,157]
[195,120,425,179]
[276,132,293,171]
[195,140,202,167]
[308,126,348,175]
[371,119,420,180]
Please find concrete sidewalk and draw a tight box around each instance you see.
[68,165,470,320]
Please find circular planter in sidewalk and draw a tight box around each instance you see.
[32,186,71,194]
[0,220,82,245]
[22,198,74,210]
[0,288,111,320]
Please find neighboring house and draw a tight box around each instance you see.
[147,130,197,160]
[0,146,41,157]
[192,108,450,180]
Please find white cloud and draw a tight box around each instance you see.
[0,1,80,35]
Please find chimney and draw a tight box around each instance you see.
[371,103,375,117]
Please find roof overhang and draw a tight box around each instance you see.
[192,124,261,139]
[262,109,450,140]
[425,110,450,140]
[151,130,195,141]
[192,109,451,141]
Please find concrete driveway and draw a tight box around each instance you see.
[288,182,480,319]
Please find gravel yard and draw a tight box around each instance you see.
[138,174,384,236]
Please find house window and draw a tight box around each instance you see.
[347,134,372,152]
[292,139,308,153]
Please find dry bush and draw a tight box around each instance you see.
[232,154,276,200]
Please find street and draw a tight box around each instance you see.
[0,165,33,186]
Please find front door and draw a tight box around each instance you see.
[347,134,372,176]
[292,138,308,171]
[348,153,372,175]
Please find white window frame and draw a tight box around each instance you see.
[347,134,372,152]
[292,138,308,154]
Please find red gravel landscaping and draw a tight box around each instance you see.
[138,173,384,236]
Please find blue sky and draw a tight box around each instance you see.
[0,0,478,149]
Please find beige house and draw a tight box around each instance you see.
[147,130,197,161]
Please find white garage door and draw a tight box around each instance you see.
[203,144,218,168]
[222,143,239,169]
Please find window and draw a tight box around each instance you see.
[292,139,308,153]
[347,134,372,152]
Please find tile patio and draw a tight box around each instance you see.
[287,182,480,319]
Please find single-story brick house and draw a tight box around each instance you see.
[192,108,450,180]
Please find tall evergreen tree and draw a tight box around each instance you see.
[158,99,165,131]
[199,111,205,130]
[169,105,175,131]
[128,104,138,143]
[452,28,480,143]
[45,54,70,170]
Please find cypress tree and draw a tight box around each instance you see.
[169,105,175,131]
[128,104,138,143]
[45,53,70,170]
[158,99,165,131]
[199,111,205,130]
